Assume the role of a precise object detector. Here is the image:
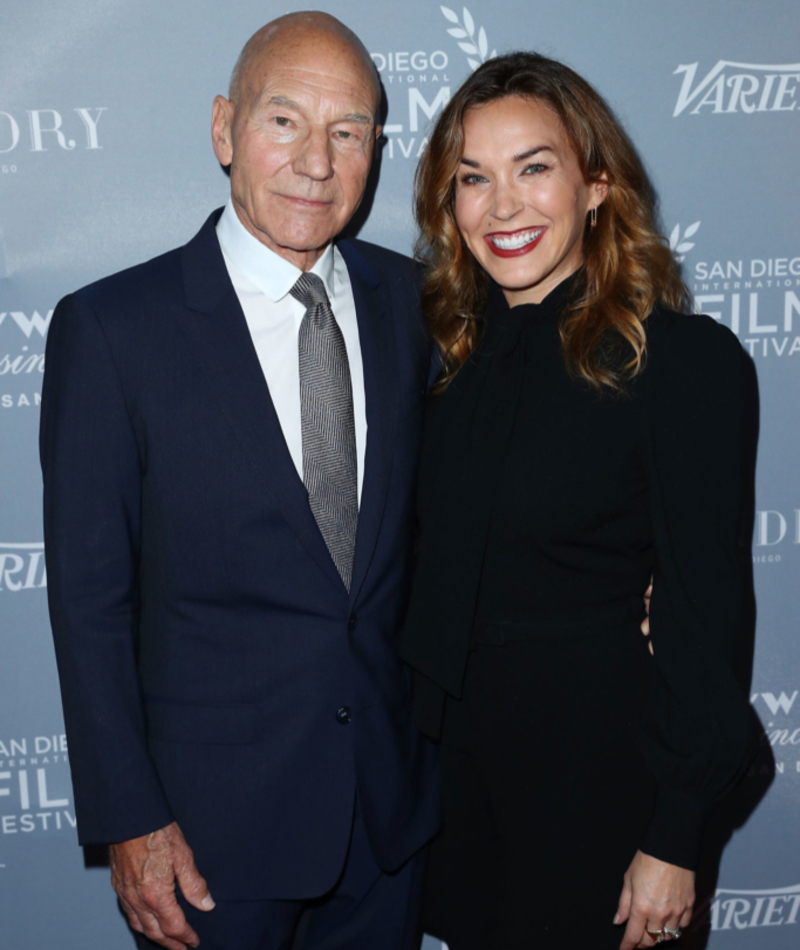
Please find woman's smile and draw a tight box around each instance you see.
[484,226,546,257]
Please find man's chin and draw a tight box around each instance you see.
[252,226,341,267]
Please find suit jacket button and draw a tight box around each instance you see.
[336,706,352,725]
[347,614,358,632]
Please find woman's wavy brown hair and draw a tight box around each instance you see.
[414,52,689,391]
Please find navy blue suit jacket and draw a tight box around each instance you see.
[40,210,441,900]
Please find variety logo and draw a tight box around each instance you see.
[0,734,74,843]
[0,108,106,155]
[673,61,800,116]
[673,221,800,359]
[0,309,50,411]
[710,884,800,930]
[370,5,496,161]
[0,544,47,592]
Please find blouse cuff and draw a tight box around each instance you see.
[641,786,711,871]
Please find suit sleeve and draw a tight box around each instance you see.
[639,314,758,870]
[40,293,174,844]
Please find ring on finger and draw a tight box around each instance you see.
[664,926,682,940]
[646,928,665,944]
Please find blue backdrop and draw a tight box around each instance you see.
[1,2,798,947]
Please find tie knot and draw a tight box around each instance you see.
[290,272,330,311]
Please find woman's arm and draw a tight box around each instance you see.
[614,312,758,948]
[639,311,757,867]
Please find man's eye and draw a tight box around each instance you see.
[337,131,352,139]
[274,116,290,127]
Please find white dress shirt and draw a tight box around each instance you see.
[216,199,367,502]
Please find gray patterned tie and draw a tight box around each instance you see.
[290,272,358,590]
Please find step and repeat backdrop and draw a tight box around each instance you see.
[1,1,798,947]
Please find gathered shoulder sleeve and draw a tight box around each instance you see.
[639,310,758,870]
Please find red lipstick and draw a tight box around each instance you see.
[483,226,546,258]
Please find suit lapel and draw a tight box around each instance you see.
[177,211,346,595]
[338,239,400,606]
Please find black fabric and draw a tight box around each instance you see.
[423,634,654,950]
[400,273,758,881]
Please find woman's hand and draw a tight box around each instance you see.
[614,850,695,949]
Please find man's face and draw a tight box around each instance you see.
[213,35,380,270]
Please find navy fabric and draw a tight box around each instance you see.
[40,209,440,900]
[135,798,427,950]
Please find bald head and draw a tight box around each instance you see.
[211,10,383,270]
[229,12,380,118]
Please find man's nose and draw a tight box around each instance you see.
[293,128,334,181]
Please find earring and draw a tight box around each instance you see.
[590,207,597,228]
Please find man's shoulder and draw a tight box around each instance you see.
[70,210,221,316]
[73,245,184,314]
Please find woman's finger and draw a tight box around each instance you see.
[614,874,633,926]
[637,921,662,948]
[662,915,683,941]
[619,906,649,950]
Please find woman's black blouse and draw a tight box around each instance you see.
[399,275,758,870]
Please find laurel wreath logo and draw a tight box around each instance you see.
[669,221,701,262]
[441,6,496,71]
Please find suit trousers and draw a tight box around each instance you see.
[136,796,426,950]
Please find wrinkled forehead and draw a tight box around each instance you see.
[241,27,380,117]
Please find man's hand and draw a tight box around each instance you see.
[614,850,694,949]
[110,821,215,950]
[641,579,653,654]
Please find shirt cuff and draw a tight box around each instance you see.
[640,786,711,871]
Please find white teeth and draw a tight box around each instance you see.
[490,228,543,250]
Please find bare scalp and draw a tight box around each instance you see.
[229,11,380,116]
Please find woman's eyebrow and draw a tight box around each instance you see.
[460,145,555,168]
[512,145,555,161]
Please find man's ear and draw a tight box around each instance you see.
[211,96,234,167]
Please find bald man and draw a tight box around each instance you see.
[40,13,440,950]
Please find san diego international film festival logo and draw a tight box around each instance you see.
[672,220,800,564]
[0,730,74,850]
[370,6,495,161]
[668,218,800,361]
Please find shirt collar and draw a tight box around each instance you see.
[216,198,336,302]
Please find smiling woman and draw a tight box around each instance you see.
[454,97,605,302]
[414,52,686,392]
[401,51,758,950]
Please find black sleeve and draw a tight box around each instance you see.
[40,293,174,844]
[639,313,758,870]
